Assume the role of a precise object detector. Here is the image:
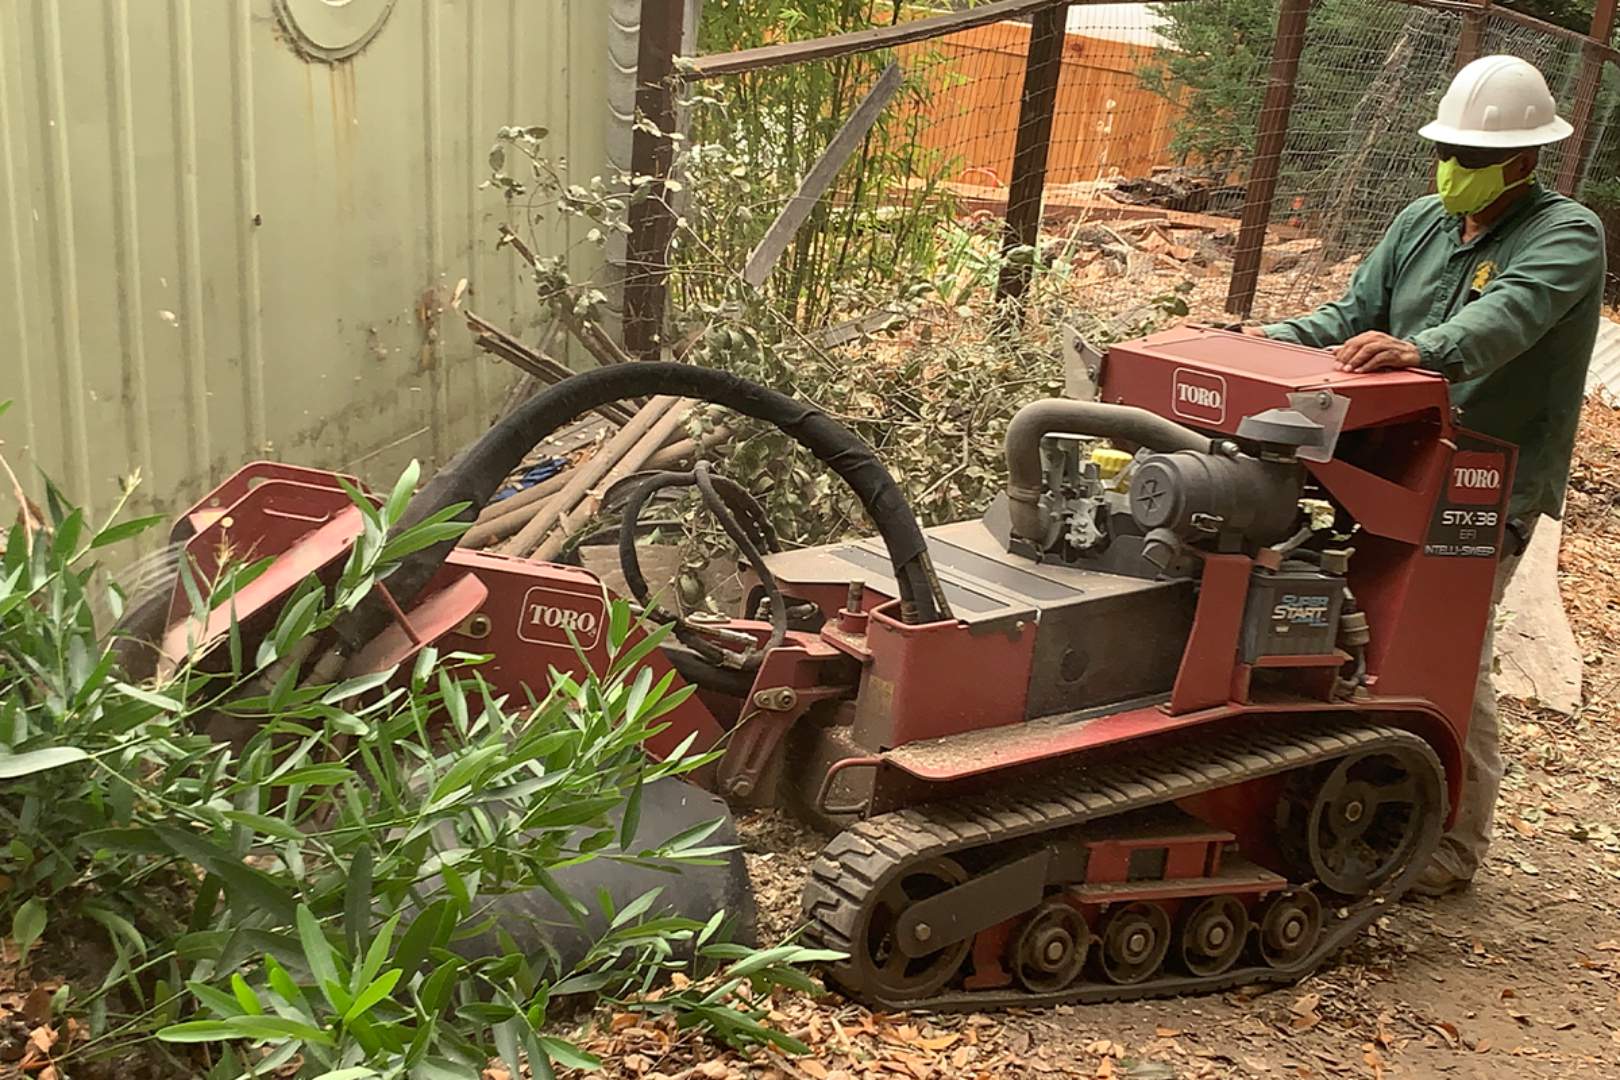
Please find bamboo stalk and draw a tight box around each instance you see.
[499,397,682,557]
[531,402,696,562]
[461,425,732,550]
[460,471,575,548]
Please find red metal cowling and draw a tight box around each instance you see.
[151,462,729,769]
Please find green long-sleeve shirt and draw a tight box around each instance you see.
[1262,184,1606,520]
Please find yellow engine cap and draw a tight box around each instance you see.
[1090,448,1134,479]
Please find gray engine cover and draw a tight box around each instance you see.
[761,516,1196,722]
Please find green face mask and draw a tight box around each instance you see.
[1435,156,1531,216]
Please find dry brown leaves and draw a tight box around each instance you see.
[1561,398,1620,672]
[0,956,78,1080]
[549,993,1194,1080]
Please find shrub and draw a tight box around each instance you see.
[1,441,829,1078]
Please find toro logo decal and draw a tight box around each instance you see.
[1171,368,1227,425]
[1447,451,1506,506]
[517,586,606,650]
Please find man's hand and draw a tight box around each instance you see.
[1240,325,1268,338]
[1331,331,1421,372]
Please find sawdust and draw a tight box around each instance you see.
[737,810,827,946]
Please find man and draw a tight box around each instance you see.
[1245,55,1606,896]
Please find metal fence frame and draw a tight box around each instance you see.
[622,0,1620,353]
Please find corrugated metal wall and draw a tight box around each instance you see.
[0,0,615,530]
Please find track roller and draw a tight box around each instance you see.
[1095,902,1171,985]
[1013,902,1090,992]
[1255,888,1322,968]
[1176,895,1250,977]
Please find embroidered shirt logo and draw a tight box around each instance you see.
[1471,260,1497,293]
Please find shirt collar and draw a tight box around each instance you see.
[1447,180,1546,247]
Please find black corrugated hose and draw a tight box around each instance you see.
[324,363,952,675]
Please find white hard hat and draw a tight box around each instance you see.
[1419,54,1573,149]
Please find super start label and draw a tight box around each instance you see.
[1424,438,1511,558]
[1272,592,1333,629]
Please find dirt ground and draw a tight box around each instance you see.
[565,398,1620,1080]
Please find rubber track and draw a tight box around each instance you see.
[801,717,1445,1011]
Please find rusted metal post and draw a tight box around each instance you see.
[995,1,1070,311]
[1224,0,1310,318]
[623,0,684,361]
[1454,0,1491,70]
[1556,0,1617,196]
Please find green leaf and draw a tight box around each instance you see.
[621,666,655,725]
[321,668,398,705]
[418,957,464,1014]
[270,586,324,655]
[538,1036,601,1072]
[411,646,439,691]
[337,476,382,530]
[114,682,184,712]
[0,747,89,779]
[313,1069,379,1080]
[230,974,264,1016]
[342,968,402,1023]
[153,826,298,924]
[90,514,168,549]
[221,810,306,843]
[213,928,306,977]
[607,600,630,652]
[609,888,662,931]
[429,743,501,804]
[619,770,644,851]
[84,905,148,958]
[265,955,311,1015]
[378,520,470,564]
[393,900,451,977]
[548,971,614,996]
[80,826,165,854]
[297,905,342,1010]
[158,1015,335,1046]
[187,981,246,1019]
[155,1020,245,1044]
[409,1060,481,1080]
[11,899,46,956]
[344,843,374,955]
[385,460,421,527]
[436,671,470,735]
[277,764,354,788]
[725,944,842,979]
[605,619,673,679]
[52,508,84,559]
[358,912,400,990]
[455,1003,517,1024]
[494,1017,525,1080]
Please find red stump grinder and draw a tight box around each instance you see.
[121,327,1511,1009]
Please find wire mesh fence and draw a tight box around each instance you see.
[650,0,1620,340]
[1260,0,1620,307]
[672,6,1064,330]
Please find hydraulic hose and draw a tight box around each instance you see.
[616,464,788,672]
[1004,399,1213,543]
[326,363,950,670]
